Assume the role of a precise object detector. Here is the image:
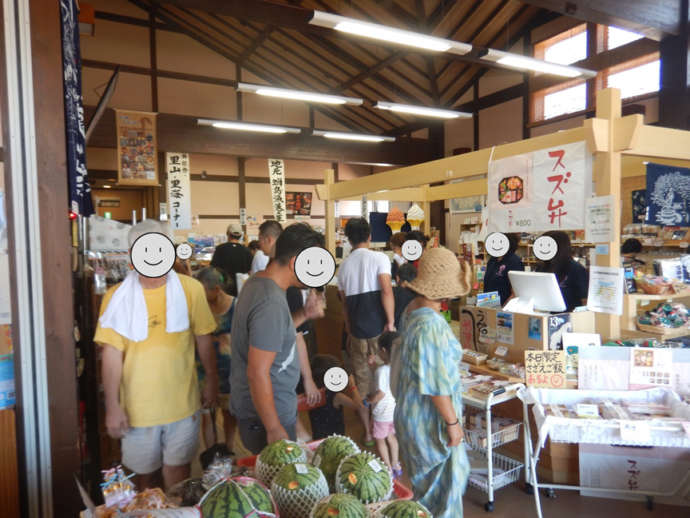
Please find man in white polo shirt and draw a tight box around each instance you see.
[337,217,395,445]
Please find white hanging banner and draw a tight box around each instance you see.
[268,158,287,223]
[166,152,192,230]
[488,141,591,233]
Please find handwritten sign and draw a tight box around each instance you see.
[525,350,566,388]
[585,195,614,243]
[115,110,158,186]
[166,152,191,230]
[488,141,591,232]
[268,158,287,223]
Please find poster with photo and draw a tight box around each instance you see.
[286,191,313,216]
[115,110,158,186]
[629,348,673,388]
[632,189,646,223]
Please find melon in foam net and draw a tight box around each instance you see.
[375,499,434,518]
[255,439,308,486]
[199,479,263,518]
[271,463,330,518]
[310,493,369,518]
[312,435,361,492]
[335,452,393,504]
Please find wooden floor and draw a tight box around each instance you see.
[194,406,689,518]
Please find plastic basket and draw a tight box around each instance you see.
[468,452,523,493]
[236,440,413,500]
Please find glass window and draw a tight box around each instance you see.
[607,59,660,98]
[544,30,587,65]
[607,27,643,50]
[543,83,587,119]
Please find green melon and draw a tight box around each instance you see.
[229,476,277,516]
[310,494,369,518]
[271,463,329,518]
[199,479,261,518]
[255,439,308,486]
[335,452,393,504]
[375,500,434,518]
[312,435,361,492]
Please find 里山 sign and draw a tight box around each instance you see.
[166,152,191,230]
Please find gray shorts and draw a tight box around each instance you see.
[238,418,297,455]
[121,412,200,474]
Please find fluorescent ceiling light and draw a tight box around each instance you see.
[481,49,596,78]
[313,130,395,143]
[309,11,471,55]
[346,161,397,167]
[237,82,363,105]
[374,101,471,119]
[197,118,301,134]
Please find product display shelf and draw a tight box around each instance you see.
[462,383,527,512]
[468,364,524,384]
[518,387,690,518]
[621,291,690,333]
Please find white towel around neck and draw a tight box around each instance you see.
[99,270,190,342]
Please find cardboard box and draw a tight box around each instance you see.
[459,306,594,363]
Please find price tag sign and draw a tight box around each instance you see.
[295,464,309,475]
[620,421,651,442]
[576,403,600,419]
[524,351,566,388]
[368,459,382,473]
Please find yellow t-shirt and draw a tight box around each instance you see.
[94,274,217,428]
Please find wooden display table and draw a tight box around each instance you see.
[0,408,20,518]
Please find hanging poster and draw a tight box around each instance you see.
[587,266,624,315]
[632,189,646,223]
[585,195,614,243]
[646,163,690,226]
[268,159,287,223]
[286,192,312,216]
[450,190,485,214]
[116,109,158,186]
[166,152,192,230]
[488,141,591,233]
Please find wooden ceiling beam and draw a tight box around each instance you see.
[517,0,682,41]
[237,25,274,66]
[85,107,433,164]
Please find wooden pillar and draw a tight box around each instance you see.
[593,88,622,340]
[324,169,336,255]
[149,11,158,112]
[421,186,431,236]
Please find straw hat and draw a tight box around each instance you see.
[406,247,471,300]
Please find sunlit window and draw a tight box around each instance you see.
[544,83,587,119]
[544,30,587,65]
[607,59,660,98]
[607,27,643,50]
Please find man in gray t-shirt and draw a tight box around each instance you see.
[231,223,325,453]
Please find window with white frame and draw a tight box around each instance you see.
[543,83,587,120]
[607,27,644,50]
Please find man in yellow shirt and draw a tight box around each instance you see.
[95,220,218,490]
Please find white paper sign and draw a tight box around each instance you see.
[585,195,614,243]
[239,208,247,226]
[629,348,673,387]
[619,420,651,442]
[488,141,591,232]
[268,158,287,223]
[166,152,192,230]
[586,266,624,315]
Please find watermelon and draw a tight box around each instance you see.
[312,435,361,492]
[375,500,434,518]
[199,479,261,518]
[271,463,329,518]
[229,476,278,516]
[335,452,393,504]
[256,439,308,486]
[310,494,368,518]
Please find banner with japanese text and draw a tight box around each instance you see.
[116,109,158,186]
[268,158,287,223]
[166,152,191,230]
[487,141,591,233]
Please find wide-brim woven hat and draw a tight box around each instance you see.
[406,247,471,300]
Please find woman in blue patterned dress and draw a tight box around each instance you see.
[393,247,472,518]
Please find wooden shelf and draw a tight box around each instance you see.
[620,292,690,336]
[625,292,690,302]
[468,363,524,384]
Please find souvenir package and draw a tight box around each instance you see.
[462,350,488,365]
[638,302,690,329]
[101,466,136,510]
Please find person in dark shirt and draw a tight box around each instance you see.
[210,223,252,296]
[393,263,417,329]
[483,233,524,304]
[308,355,361,439]
[537,231,589,312]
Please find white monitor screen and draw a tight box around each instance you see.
[507,271,567,313]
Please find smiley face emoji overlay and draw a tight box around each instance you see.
[294,246,336,288]
[533,235,558,261]
[130,232,176,278]
[323,367,348,392]
[401,240,423,262]
[485,232,510,258]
